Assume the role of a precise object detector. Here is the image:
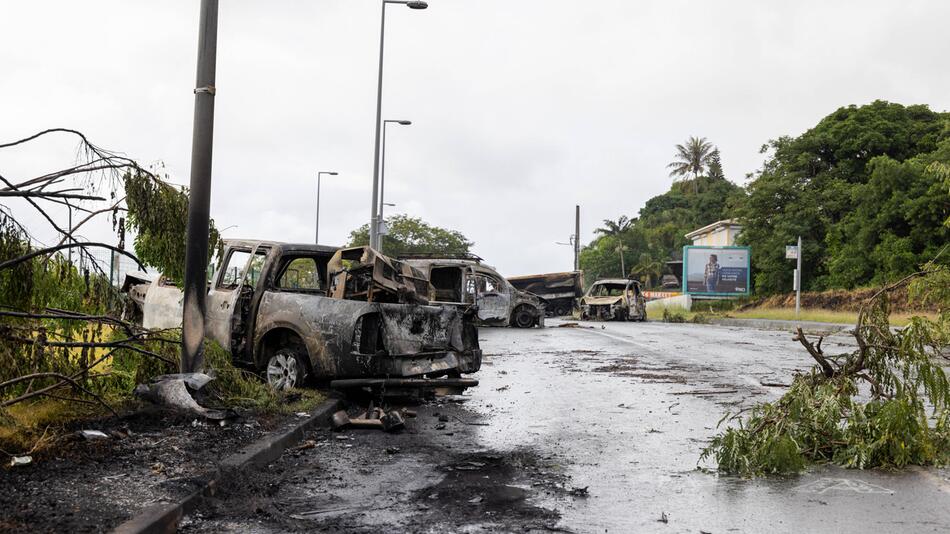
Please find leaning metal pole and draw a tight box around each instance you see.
[368,3,387,250]
[181,0,219,373]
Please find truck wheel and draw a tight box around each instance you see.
[512,306,537,329]
[266,348,307,391]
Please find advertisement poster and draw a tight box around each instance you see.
[683,246,750,296]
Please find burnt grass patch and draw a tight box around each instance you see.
[0,408,292,534]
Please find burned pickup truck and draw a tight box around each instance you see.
[579,278,647,321]
[125,241,481,392]
[400,254,545,328]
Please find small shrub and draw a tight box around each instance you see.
[662,307,687,323]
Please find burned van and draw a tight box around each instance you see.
[401,254,545,328]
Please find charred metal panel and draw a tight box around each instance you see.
[327,246,430,304]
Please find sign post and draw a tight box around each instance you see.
[796,236,802,318]
[785,237,802,319]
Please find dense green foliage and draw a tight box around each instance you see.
[702,271,950,476]
[737,100,950,293]
[0,211,122,387]
[580,176,743,286]
[124,170,221,284]
[347,214,472,256]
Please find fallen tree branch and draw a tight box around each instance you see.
[0,372,117,416]
[0,242,145,271]
[794,327,836,378]
[0,191,105,201]
[0,309,138,337]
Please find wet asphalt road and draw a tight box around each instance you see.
[187,321,950,533]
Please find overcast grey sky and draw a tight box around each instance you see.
[2,1,949,276]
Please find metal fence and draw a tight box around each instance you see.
[81,248,144,287]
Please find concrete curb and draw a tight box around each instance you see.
[112,397,343,534]
[708,317,854,334]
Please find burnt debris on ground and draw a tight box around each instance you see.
[180,400,572,533]
[0,408,315,534]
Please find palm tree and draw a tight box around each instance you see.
[632,252,665,289]
[594,216,633,277]
[667,137,715,186]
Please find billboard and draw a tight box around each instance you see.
[682,246,750,296]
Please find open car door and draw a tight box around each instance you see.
[469,273,510,323]
[206,244,268,357]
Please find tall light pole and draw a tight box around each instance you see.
[378,119,411,253]
[369,0,428,250]
[181,0,219,374]
[315,171,338,244]
[574,205,580,272]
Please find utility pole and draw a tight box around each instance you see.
[574,205,580,271]
[181,0,219,374]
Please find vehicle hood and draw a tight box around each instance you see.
[582,296,624,306]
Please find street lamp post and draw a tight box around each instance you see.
[369,0,428,251]
[315,171,338,244]
[378,119,411,253]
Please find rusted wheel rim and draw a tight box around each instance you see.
[266,352,299,391]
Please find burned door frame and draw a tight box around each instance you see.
[205,244,270,362]
[469,272,511,323]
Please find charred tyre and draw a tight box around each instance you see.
[512,305,538,328]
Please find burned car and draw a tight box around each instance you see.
[125,241,481,392]
[401,254,545,328]
[580,278,647,321]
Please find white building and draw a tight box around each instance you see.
[684,219,742,247]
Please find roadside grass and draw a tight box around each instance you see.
[649,299,936,327]
[1,329,324,457]
[729,307,936,326]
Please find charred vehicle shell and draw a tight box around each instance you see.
[580,279,647,321]
[401,254,545,329]
[125,241,481,391]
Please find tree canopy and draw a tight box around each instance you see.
[736,100,950,293]
[580,172,743,286]
[347,214,473,257]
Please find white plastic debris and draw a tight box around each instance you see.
[10,455,32,467]
[80,430,110,440]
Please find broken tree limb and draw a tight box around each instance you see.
[0,372,117,416]
[0,308,137,336]
[794,327,836,378]
[0,191,105,201]
[0,242,145,272]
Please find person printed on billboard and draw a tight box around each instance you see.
[704,253,721,292]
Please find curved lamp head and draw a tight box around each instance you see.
[406,1,428,9]
[397,120,412,125]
